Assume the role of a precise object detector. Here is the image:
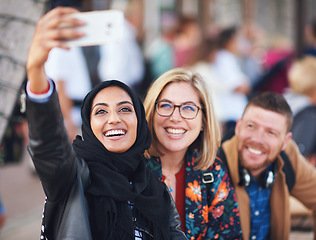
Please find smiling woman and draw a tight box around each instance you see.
[143,68,243,239]
[25,6,187,240]
[90,86,137,153]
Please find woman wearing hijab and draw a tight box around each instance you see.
[25,7,186,240]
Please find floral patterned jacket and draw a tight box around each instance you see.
[146,149,242,240]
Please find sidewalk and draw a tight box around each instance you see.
[0,152,44,240]
[0,205,42,240]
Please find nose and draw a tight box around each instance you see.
[107,111,121,124]
[251,128,264,142]
[169,106,182,121]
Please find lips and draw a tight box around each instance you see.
[105,129,126,137]
[165,127,186,135]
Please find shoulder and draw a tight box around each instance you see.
[209,157,231,181]
[284,138,302,160]
[283,138,308,172]
[144,157,162,180]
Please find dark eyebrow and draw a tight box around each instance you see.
[118,101,134,106]
[92,103,108,110]
[92,101,134,110]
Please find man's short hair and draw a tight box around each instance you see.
[243,92,293,132]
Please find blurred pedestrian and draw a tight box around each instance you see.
[287,56,316,165]
[98,1,145,92]
[188,37,226,131]
[253,35,294,95]
[145,11,177,80]
[212,26,251,135]
[173,16,202,68]
[304,18,316,57]
[45,46,93,140]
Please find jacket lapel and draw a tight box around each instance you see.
[185,151,209,238]
[222,136,250,240]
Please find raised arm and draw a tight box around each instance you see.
[26,7,84,92]
[25,7,85,201]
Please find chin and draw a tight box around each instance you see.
[110,149,128,153]
[168,145,188,153]
[105,145,129,153]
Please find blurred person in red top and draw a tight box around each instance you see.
[173,16,202,68]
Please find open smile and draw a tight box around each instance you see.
[246,146,264,155]
[105,129,126,137]
[165,127,186,135]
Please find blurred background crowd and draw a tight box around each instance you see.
[1,0,316,239]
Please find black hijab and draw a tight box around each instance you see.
[73,80,170,239]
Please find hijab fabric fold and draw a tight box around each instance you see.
[73,80,170,239]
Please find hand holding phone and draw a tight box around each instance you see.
[62,10,124,47]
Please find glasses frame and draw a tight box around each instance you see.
[155,101,201,119]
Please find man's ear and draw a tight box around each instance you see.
[281,131,292,151]
[235,118,242,136]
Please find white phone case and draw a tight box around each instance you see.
[64,10,124,47]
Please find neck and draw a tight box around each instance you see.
[249,169,264,182]
[160,150,186,174]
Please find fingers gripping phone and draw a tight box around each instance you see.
[63,10,124,47]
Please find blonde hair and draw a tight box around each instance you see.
[288,56,316,97]
[143,68,221,171]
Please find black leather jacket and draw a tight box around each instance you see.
[26,87,187,240]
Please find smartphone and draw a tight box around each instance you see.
[62,10,124,47]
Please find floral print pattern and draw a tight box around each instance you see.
[186,180,202,202]
[146,149,242,240]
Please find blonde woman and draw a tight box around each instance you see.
[288,56,316,165]
[144,68,242,239]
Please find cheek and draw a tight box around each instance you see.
[152,115,166,143]
[236,133,249,151]
[237,129,252,143]
[90,119,103,143]
[192,116,203,133]
[129,116,138,143]
[90,119,99,136]
[153,115,164,131]
[131,123,137,141]
[267,141,283,155]
[90,115,107,138]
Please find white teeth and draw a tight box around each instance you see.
[105,129,126,137]
[248,147,263,155]
[166,128,185,134]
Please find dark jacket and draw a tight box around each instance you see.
[291,106,316,157]
[26,87,186,240]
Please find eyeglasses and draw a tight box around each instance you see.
[155,101,201,119]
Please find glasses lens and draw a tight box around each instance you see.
[156,102,174,116]
[180,104,198,119]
